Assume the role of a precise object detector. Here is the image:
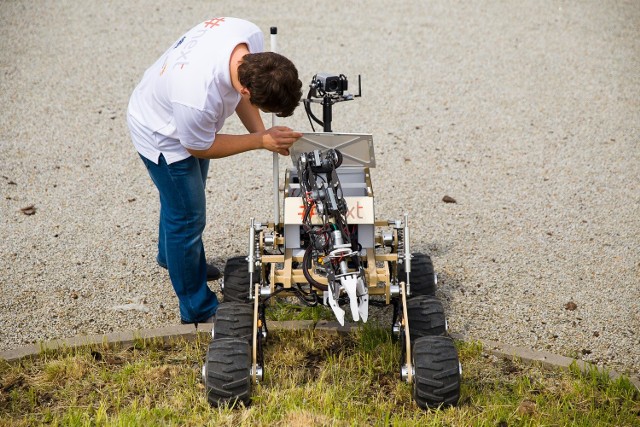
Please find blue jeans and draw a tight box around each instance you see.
[139,153,219,323]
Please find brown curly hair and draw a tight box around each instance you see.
[237,52,302,118]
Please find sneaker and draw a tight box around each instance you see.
[181,314,215,325]
[206,264,221,281]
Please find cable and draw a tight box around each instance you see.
[303,245,328,292]
[304,89,323,131]
[295,283,319,306]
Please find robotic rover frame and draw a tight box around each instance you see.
[202,31,461,410]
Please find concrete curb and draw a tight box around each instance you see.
[448,333,640,391]
[1,322,638,391]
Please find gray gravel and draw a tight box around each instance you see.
[1,1,638,376]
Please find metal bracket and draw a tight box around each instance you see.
[400,281,413,383]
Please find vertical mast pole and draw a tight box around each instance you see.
[270,27,280,227]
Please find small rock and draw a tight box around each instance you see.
[442,195,457,204]
[565,301,578,311]
[70,292,79,300]
[20,205,36,215]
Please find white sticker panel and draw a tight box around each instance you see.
[284,197,375,225]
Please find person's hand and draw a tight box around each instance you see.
[260,126,303,156]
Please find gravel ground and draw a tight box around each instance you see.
[1,1,638,377]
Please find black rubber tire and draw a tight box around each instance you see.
[412,335,461,409]
[213,302,254,341]
[398,253,436,297]
[223,256,260,302]
[406,296,447,341]
[204,337,252,408]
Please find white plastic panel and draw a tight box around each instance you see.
[290,133,376,168]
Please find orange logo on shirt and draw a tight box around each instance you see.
[168,18,226,73]
[204,18,225,28]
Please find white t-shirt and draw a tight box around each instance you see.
[128,18,264,164]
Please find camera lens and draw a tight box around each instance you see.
[327,79,339,92]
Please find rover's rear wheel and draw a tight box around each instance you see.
[398,253,436,297]
[222,256,260,302]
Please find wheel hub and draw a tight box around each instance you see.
[401,364,414,382]
[252,365,263,382]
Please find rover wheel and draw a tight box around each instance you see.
[222,256,260,302]
[213,302,254,341]
[412,335,461,409]
[406,295,447,341]
[204,337,252,408]
[398,253,436,297]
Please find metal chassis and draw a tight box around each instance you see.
[245,163,415,385]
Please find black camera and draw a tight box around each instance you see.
[313,73,348,94]
[304,72,361,132]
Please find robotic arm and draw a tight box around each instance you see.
[296,149,369,325]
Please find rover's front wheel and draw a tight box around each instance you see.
[204,338,252,408]
[412,335,461,409]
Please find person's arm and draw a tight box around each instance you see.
[173,101,301,159]
[186,126,302,159]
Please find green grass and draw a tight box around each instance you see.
[265,299,336,322]
[1,321,638,426]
